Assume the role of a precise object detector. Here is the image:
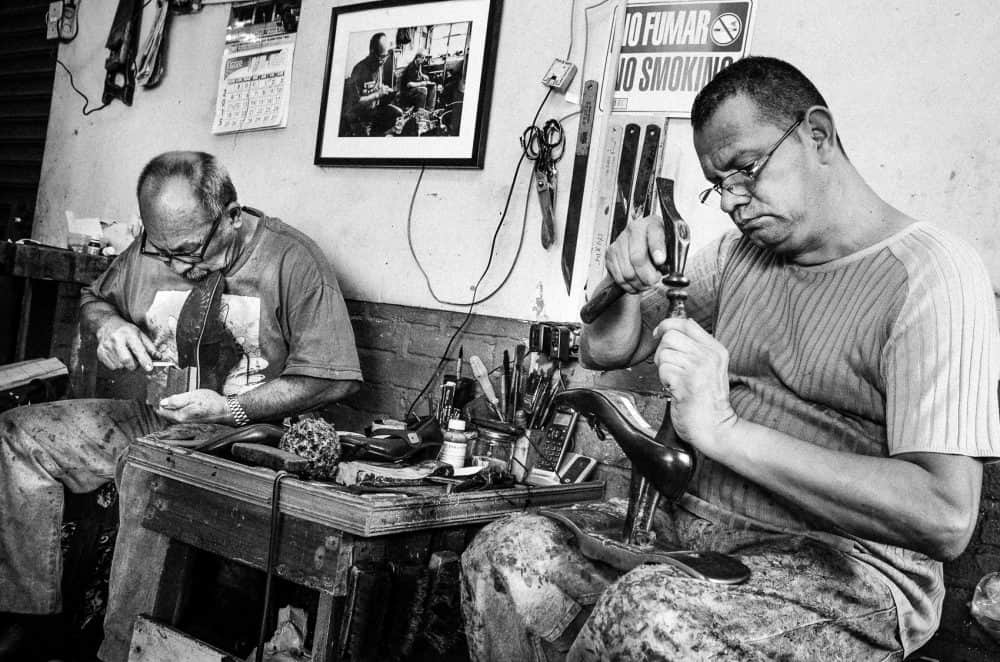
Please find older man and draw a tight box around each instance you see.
[341,32,403,136]
[0,151,361,661]
[462,57,1000,661]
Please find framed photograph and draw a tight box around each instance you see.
[315,0,503,168]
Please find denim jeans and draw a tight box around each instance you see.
[0,399,166,659]
[461,501,904,661]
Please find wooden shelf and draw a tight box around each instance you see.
[0,242,112,284]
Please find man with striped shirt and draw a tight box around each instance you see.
[461,57,1000,660]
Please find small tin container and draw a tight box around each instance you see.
[84,237,102,255]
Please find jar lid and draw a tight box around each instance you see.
[447,419,467,431]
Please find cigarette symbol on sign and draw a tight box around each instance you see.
[710,13,743,47]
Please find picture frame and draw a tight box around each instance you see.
[315,0,503,168]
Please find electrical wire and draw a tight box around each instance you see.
[406,87,552,309]
[403,0,601,418]
[54,0,156,115]
[566,0,614,62]
[403,109,589,417]
[404,88,553,418]
[55,59,109,116]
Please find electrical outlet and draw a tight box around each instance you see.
[45,1,62,41]
[542,58,578,93]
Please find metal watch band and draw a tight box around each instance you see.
[226,394,250,427]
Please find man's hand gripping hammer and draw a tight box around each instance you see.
[579,177,690,324]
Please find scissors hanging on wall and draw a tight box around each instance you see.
[521,119,565,250]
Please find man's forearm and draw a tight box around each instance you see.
[80,300,124,337]
[580,294,653,369]
[235,375,360,422]
[708,418,982,560]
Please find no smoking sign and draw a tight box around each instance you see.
[711,12,742,47]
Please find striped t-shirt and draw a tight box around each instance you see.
[639,222,1000,654]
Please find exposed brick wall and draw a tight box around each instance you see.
[332,298,1000,661]
[915,463,1000,660]
[326,298,680,501]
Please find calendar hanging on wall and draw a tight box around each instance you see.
[211,1,301,135]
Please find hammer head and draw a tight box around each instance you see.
[655,177,690,277]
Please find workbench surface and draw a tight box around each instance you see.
[128,437,604,537]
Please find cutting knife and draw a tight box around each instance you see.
[561,80,599,294]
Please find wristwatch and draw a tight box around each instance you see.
[226,394,250,427]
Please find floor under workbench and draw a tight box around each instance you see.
[173,550,472,662]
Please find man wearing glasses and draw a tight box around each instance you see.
[462,57,999,660]
[0,151,362,660]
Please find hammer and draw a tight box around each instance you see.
[579,177,689,324]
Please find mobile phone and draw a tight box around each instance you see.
[557,452,597,484]
[524,406,579,486]
[534,406,578,472]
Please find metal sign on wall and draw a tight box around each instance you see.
[612,0,755,116]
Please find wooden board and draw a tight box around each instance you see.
[128,616,238,662]
[128,438,604,537]
[2,242,112,284]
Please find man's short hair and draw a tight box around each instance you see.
[137,151,237,223]
[691,56,830,131]
[370,32,387,55]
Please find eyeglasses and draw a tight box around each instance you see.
[140,210,224,264]
[698,117,803,205]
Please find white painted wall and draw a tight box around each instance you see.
[34,0,1000,325]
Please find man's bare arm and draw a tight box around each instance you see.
[711,419,981,561]
[156,375,360,425]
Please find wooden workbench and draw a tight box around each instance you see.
[117,438,604,661]
[0,241,111,361]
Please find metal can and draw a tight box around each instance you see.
[85,237,102,255]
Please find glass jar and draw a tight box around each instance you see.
[470,421,518,473]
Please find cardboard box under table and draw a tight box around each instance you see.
[120,437,604,661]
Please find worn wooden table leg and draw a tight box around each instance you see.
[312,592,342,662]
[99,468,178,662]
[14,277,31,361]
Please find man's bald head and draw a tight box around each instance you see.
[136,151,237,230]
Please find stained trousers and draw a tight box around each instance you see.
[461,501,905,661]
[0,399,166,660]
